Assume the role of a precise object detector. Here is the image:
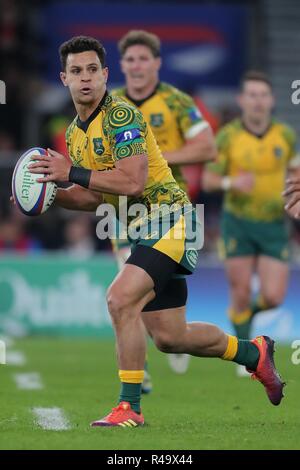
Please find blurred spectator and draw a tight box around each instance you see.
[0,216,42,253]
[0,0,21,52]
[46,115,70,158]
[0,131,16,151]
[63,214,96,258]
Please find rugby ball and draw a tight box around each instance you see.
[12,147,57,216]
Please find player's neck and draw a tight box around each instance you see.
[242,115,272,136]
[76,102,101,122]
[126,81,159,102]
[75,90,107,122]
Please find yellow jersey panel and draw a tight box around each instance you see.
[207,118,297,221]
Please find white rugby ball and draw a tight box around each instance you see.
[12,147,57,216]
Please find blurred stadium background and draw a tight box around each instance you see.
[0,0,300,450]
[1,0,300,340]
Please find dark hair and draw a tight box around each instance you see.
[118,30,161,57]
[240,70,272,90]
[59,36,106,70]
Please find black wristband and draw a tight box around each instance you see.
[69,166,92,189]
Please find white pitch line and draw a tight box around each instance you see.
[13,372,43,390]
[6,351,27,366]
[32,407,71,431]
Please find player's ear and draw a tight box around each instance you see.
[120,59,125,74]
[156,57,162,72]
[60,71,67,87]
[103,66,109,83]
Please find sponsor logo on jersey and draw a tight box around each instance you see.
[150,113,164,127]
[274,146,283,158]
[115,128,141,144]
[93,138,104,156]
[186,248,198,268]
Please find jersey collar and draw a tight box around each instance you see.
[125,82,160,107]
[76,90,108,132]
[241,119,273,139]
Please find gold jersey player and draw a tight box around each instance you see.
[203,71,299,375]
[28,38,285,427]
[112,30,216,378]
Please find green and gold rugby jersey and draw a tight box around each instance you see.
[112,82,208,192]
[65,92,189,223]
[207,118,297,222]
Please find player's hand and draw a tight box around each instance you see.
[283,177,300,219]
[29,148,71,183]
[231,172,255,193]
[10,195,16,205]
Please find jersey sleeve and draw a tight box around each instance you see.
[110,87,126,99]
[65,121,76,164]
[173,89,209,139]
[104,103,148,161]
[205,126,230,175]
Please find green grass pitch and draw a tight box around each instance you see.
[0,338,299,450]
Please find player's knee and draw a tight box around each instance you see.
[153,331,179,353]
[262,292,283,309]
[106,286,133,321]
[230,275,248,291]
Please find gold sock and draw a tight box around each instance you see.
[119,370,144,384]
[256,294,268,311]
[222,334,238,361]
[228,307,252,325]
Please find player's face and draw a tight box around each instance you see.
[238,80,274,121]
[60,51,108,106]
[121,45,161,91]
